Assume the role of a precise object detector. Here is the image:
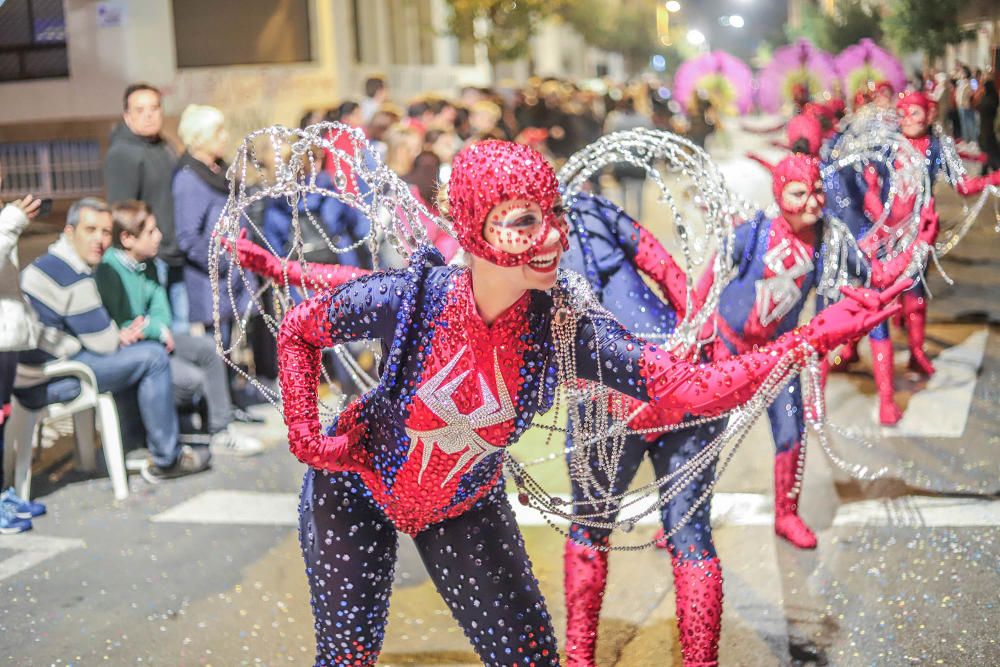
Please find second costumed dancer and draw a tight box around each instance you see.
[558,189,725,667]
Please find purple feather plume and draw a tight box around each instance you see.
[673,51,754,115]
[835,38,906,96]
[757,39,840,113]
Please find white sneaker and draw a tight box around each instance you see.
[210,427,264,457]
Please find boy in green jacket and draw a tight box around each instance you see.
[96,200,261,457]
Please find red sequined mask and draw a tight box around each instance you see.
[896,91,933,136]
[770,154,823,215]
[448,140,567,267]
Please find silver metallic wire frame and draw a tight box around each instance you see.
[557,127,754,358]
[210,122,444,424]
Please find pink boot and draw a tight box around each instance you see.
[902,292,935,377]
[870,338,903,425]
[672,556,723,666]
[563,539,609,667]
[773,444,818,549]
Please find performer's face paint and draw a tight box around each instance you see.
[481,197,567,290]
[448,139,568,274]
[771,154,823,232]
[780,178,825,231]
[900,103,929,138]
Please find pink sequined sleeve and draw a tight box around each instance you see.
[632,225,689,317]
[954,170,1000,197]
[240,243,369,290]
[277,273,401,470]
[573,313,808,424]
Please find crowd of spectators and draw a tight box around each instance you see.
[0,83,274,533]
[917,64,1000,173]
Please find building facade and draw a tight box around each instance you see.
[0,0,614,202]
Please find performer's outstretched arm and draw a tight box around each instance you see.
[620,216,690,317]
[225,229,370,290]
[575,281,907,424]
[952,170,1000,197]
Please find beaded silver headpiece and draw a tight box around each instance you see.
[557,128,754,356]
[210,122,440,417]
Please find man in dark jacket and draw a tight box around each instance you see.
[104,83,188,331]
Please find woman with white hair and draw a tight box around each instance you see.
[173,105,254,342]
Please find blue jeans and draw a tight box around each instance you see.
[960,108,978,143]
[14,342,180,467]
[156,259,190,334]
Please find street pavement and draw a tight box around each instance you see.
[3,124,999,666]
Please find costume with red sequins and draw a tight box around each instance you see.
[285,249,822,665]
[559,191,724,667]
[709,153,884,551]
[823,91,1000,423]
[275,140,900,666]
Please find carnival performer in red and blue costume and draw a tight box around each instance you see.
[558,191,730,666]
[706,153,920,552]
[826,91,1000,423]
[259,140,901,666]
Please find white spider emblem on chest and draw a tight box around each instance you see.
[404,345,515,487]
[755,237,814,326]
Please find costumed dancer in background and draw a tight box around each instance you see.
[705,152,922,548]
[238,138,902,665]
[558,191,725,667]
[828,91,1000,423]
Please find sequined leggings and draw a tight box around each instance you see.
[567,421,720,561]
[299,469,560,666]
[767,377,805,456]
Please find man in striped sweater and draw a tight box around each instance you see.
[14,197,209,481]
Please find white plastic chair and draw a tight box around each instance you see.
[4,360,128,501]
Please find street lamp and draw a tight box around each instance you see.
[666,0,681,12]
[686,29,706,46]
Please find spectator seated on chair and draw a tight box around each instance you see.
[0,170,46,533]
[96,201,261,457]
[14,197,210,482]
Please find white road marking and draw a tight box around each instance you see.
[151,490,299,526]
[826,328,987,438]
[0,534,86,583]
[148,490,1000,530]
[832,495,1000,528]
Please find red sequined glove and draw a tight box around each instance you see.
[862,165,918,236]
[640,281,907,420]
[869,209,937,289]
[222,229,369,290]
[801,279,910,354]
[277,295,367,473]
[955,169,1000,196]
